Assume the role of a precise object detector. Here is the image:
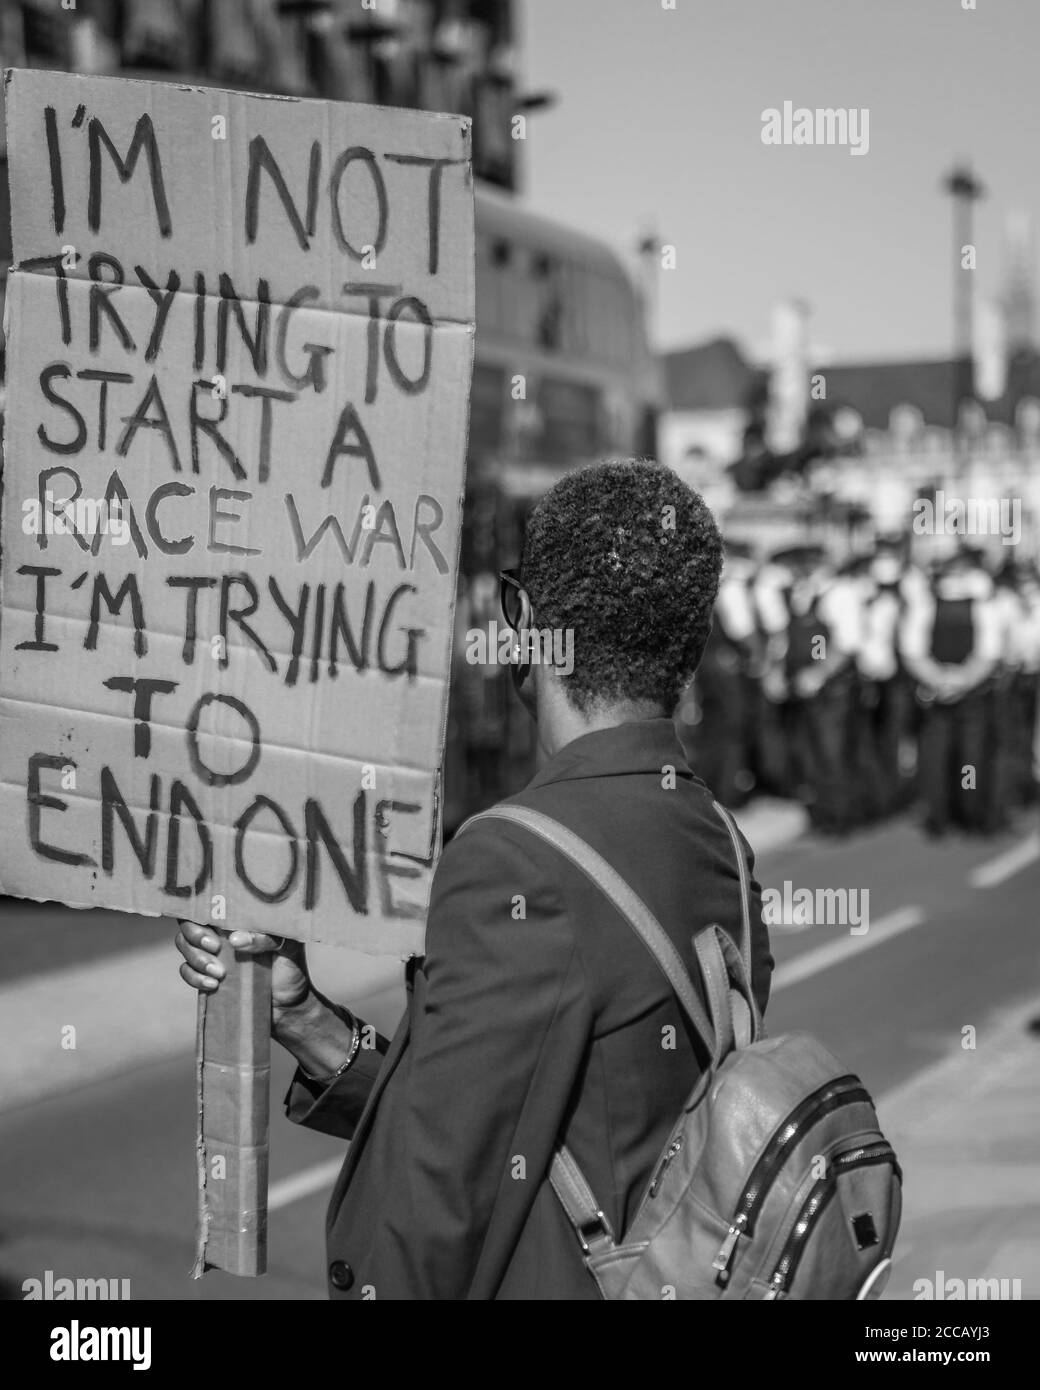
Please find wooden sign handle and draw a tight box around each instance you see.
[192,930,272,1278]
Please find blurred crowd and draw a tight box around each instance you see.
[681,535,1040,837]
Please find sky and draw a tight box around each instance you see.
[520,0,1040,365]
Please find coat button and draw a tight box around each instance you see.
[329,1260,354,1291]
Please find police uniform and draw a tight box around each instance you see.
[854,539,925,820]
[900,550,1002,835]
[756,545,859,834]
[691,540,762,806]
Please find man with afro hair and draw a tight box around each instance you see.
[517,457,724,717]
[178,458,773,1300]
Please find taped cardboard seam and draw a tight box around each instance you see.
[0,694,448,774]
[8,263,478,333]
[192,989,210,1279]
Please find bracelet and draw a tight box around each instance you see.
[302,1018,361,1087]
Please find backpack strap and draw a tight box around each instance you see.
[547,1144,616,1256]
[457,801,760,1266]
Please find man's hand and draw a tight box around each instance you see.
[175,922,311,1023]
[175,922,361,1076]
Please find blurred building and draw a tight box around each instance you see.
[0,0,520,191]
[657,220,1040,561]
[658,335,766,474]
[0,0,525,362]
[0,0,661,831]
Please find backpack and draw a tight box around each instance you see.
[462,801,902,1300]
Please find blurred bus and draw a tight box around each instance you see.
[443,184,661,833]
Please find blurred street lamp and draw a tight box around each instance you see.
[942,161,985,471]
[637,227,662,349]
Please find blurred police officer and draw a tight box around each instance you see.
[692,538,762,806]
[991,557,1040,817]
[854,533,926,820]
[756,543,860,834]
[900,545,1001,836]
[1020,566,1040,807]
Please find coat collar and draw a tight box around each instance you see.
[525,717,694,790]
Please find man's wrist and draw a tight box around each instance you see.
[298,1014,361,1085]
[272,988,324,1044]
[273,990,361,1081]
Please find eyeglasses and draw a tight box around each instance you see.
[499,568,524,629]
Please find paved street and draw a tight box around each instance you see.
[0,808,1037,1300]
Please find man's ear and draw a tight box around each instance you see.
[518,588,534,630]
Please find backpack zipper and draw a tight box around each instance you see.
[762,1141,899,1300]
[712,1075,870,1281]
[648,1136,684,1197]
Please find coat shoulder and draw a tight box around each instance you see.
[429,810,576,952]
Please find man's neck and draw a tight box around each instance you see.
[536,676,668,759]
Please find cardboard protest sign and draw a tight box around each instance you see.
[0,68,475,958]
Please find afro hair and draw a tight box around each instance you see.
[520,458,723,714]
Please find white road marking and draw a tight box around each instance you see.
[968,831,1040,889]
[269,1157,344,1212]
[771,906,926,992]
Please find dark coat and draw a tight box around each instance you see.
[285,717,773,1300]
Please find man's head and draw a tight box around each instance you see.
[516,458,723,719]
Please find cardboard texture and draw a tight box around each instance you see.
[194,935,272,1278]
[1,67,474,955]
[1,68,474,1276]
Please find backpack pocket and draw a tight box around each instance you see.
[752,1140,901,1301]
[712,1074,874,1285]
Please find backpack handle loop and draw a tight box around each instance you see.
[709,800,766,1045]
[695,925,758,1061]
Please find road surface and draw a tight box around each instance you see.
[0,810,1037,1300]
